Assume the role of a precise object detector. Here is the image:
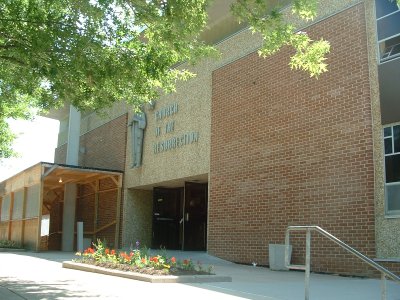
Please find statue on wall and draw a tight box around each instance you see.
[130,111,146,168]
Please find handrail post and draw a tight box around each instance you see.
[285,225,400,300]
[381,273,387,300]
[305,229,311,300]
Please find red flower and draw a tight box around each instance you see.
[150,256,159,263]
[183,259,189,265]
[171,257,176,264]
[141,258,146,263]
[85,248,94,254]
[111,249,115,255]
[120,252,131,261]
[105,249,110,255]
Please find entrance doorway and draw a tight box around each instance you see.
[152,182,208,251]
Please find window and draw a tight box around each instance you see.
[376,0,400,63]
[384,125,400,216]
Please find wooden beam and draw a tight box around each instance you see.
[93,179,99,242]
[21,187,27,246]
[36,166,45,252]
[76,187,119,199]
[41,164,58,179]
[110,175,119,187]
[43,203,51,212]
[88,182,96,191]
[114,175,122,249]
[7,192,14,240]
[96,220,116,234]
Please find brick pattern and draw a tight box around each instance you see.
[52,114,127,249]
[209,4,377,276]
[48,199,62,250]
[54,114,128,171]
[76,178,119,248]
[54,144,66,165]
[379,262,400,277]
[76,193,95,233]
[47,177,120,250]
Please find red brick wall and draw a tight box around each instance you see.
[54,113,128,171]
[209,4,377,276]
[379,262,400,277]
[48,197,62,250]
[47,178,121,251]
[76,178,119,248]
[54,144,66,165]
[53,114,127,249]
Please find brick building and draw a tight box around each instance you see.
[1,0,399,276]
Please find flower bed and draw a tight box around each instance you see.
[73,240,214,276]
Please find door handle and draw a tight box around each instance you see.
[179,218,184,224]
[185,213,189,222]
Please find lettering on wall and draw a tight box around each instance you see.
[153,103,199,154]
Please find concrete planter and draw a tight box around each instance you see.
[62,261,232,283]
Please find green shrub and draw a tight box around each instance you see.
[0,240,23,249]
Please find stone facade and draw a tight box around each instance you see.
[122,189,153,248]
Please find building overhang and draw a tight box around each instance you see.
[0,162,123,251]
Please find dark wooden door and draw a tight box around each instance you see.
[152,187,182,250]
[183,182,208,251]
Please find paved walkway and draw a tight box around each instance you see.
[0,250,399,299]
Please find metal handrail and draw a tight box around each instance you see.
[285,225,400,300]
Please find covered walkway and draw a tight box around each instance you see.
[0,162,123,251]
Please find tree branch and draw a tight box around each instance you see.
[0,55,27,66]
[0,17,61,26]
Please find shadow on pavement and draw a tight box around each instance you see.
[0,277,101,300]
[4,250,76,263]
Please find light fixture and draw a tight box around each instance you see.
[59,177,63,183]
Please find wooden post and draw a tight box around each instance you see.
[36,166,45,252]
[114,175,122,249]
[7,192,14,240]
[21,187,27,246]
[93,179,99,242]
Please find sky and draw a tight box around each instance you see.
[0,117,60,182]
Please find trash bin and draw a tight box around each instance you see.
[269,244,292,271]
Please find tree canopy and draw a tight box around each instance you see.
[0,0,398,158]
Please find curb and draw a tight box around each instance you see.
[62,261,232,283]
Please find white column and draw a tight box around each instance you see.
[66,105,81,165]
[77,222,83,252]
[62,105,81,251]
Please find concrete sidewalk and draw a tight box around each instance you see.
[0,250,399,299]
